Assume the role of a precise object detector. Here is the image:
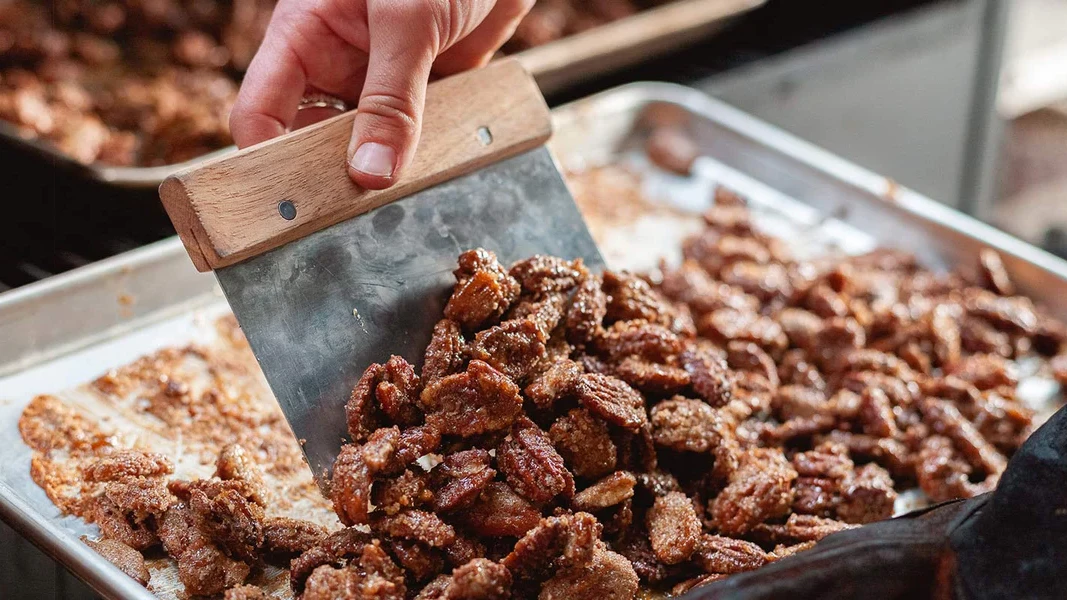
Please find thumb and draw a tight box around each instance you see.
[346,3,439,189]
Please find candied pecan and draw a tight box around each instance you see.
[767,541,817,561]
[968,391,1033,452]
[421,361,523,437]
[445,249,521,330]
[772,385,827,420]
[290,528,374,594]
[726,342,779,390]
[347,363,386,442]
[572,471,636,511]
[86,477,170,550]
[538,546,639,600]
[186,480,265,562]
[224,585,267,600]
[720,261,793,303]
[431,449,496,513]
[776,308,824,350]
[215,444,268,505]
[375,469,434,515]
[646,491,702,564]
[698,308,787,355]
[710,448,797,536]
[429,558,514,600]
[680,348,733,407]
[945,353,1018,390]
[819,431,912,477]
[305,542,406,600]
[509,255,586,297]
[83,451,172,482]
[469,318,547,382]
[415,576,452,600]
[602,271,692,334]
[597,320,684,363]
[634,471,682,500]
[858,387,899,438]
[386,538,446,581]
[614,533,672,584]
[83,537,150,586]
[650,396,725,453]
[837,463,896,524]
[672,574,729,595]
[497,417,575,504]
[502,512,601,582]
[548,408,618,480]
[262,517,328,559]
[914,435,988,502]
[614,422,659,473]
[461,482,542,538]
[566,275,608,345]
[792,476,839,518]
[159,504,250,596]
[976,249,1015,296]
[659,261,760,315]
[804,283,849,318]
[793,442,853,480]
[960,316,1013,357]
[749,513,855,545]
[756,414,836,445]
[928,304,962,366]
[509,294,566,339]
[302,565,363,600]
[964,290,1037,334]
[645,126,698,175]
[377,356,423,426]
[828,348,914,379]
[423,319,467,384]
[919,398,1007,477]
[446,535,487,567]
[812,317,866,366]
[693,534,768,575]
[373,510,456,548]
[332,443,372,526]
[575,373,648,432]
[614,357,691,396]
[777,350,826,390]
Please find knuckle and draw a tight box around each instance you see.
[358,93,420,136]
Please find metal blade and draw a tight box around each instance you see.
[215,147,603,486]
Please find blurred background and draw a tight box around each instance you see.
[0,0,1065,595]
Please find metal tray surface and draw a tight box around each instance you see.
[3,83,1067,598]
[1,0,762,189]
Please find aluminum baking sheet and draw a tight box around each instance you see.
[3,82,1067,598]
[1,0,763,189]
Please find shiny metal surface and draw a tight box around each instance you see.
[216,147,604,484]
[3,82,1067,598]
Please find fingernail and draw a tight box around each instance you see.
[349,142,396,177]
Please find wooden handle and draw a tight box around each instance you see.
[159,58,551,272]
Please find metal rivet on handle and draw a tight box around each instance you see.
[476,126,493,146]
[279,200,297,221]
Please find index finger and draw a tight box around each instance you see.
[229,29,308,149]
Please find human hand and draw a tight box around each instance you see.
[229,0,534,189]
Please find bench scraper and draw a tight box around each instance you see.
[158,59,603,488]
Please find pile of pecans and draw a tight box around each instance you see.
[0,0,271,166]
[318,190,1067,598]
